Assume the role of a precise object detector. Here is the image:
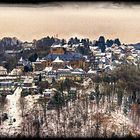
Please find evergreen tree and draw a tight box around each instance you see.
[114,38,121,46]
[98,36,106,52]
[61,39,66,46]
[68,37,74,45]
[24,65,29,72]
[28,53,38,62]
[106,39,114,47]
[39,73,42,82]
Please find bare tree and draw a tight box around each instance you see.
[19,96,27,117]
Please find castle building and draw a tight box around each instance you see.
[45,44,86,69]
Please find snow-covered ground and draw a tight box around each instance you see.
[0,87,22,137]
[0,78,140,137]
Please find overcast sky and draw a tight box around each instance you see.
[0,2,140,44]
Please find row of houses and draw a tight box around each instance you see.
[0,41,140,97]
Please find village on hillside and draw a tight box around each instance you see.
[0,36,140,138]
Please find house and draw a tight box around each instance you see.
[22,42,34,50]
[47,70,57,78]
[126,55,135,63]
[87,69,97,75]
[16,57,25,70]
[23,77,34,87]
[0,66,7,76]
[69,87,77,93]
[104,65,113,73]
[32,57,47,72]
[45,44,86,69]
[42,89,55,99]
[43,66,53,73]
[32,61,45,71]
[9,68,22,76]
[22,76,38,94]
[71,71,84,81]
[57,68,71,80]
[5,49,23,55]
[95,52,106,58]
[0,81,15,95]
[0,76,18,82]
[69,87,77,98]
[52,56,65,70]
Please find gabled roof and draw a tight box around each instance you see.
[75,68,84,72]
[104,65,113,70]
[0,66,7,71]
[51,44,63,48]
[45,52,83,61]
[52,56,64,63]
[126,55,134,60]
[19,57,24,62]
[9,68,22,75]
[65,65,73,70]
[87,69,96,74]
[36,57,40,62]
[18,57,29,66]
[43,67,52,72]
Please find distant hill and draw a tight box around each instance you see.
[0,37,23,51]
[128,43,140,50]
[0,36,140,51]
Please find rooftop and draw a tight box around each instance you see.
[52,56,64,63]
[45,52,84,61]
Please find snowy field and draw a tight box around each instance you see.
[0,87,22,137]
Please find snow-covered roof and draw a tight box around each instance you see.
[39,59,46,62]
[79,43,84,46]
[131,53,137,58]
[36,57,40,62]
[32,61,42,65]
[87,69,96,74]
[57,68,71,72]
[86,59,90,62]
[106,53,112,59]
[104,65,113,70]
[100,57,106,63]
[44,88,52,92]
[127,45,134,50]
[43,67,52,72]
[65,65,73,70]
[0,66,7,75]
[72,44,79,47]
[91,46,98,50]
[51,44,63,48]
[52,56,64,63]
[9,68,22,76]
[62,44,68,48]
[119,53,125,59]
[70,87,77,91]
[113,49,121,54]
[119,45,126,50]
[95,53,106,57]
[0,76,17,80]
[71,71,83,74]
[23,77,33,84]
[51,88,57,91]
[0,66,7,71]
[19,57,24,62]
[126,55,134,60]
[75,68,84,72]
[83,55,88,59]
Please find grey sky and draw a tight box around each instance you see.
[0,2,140,44]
